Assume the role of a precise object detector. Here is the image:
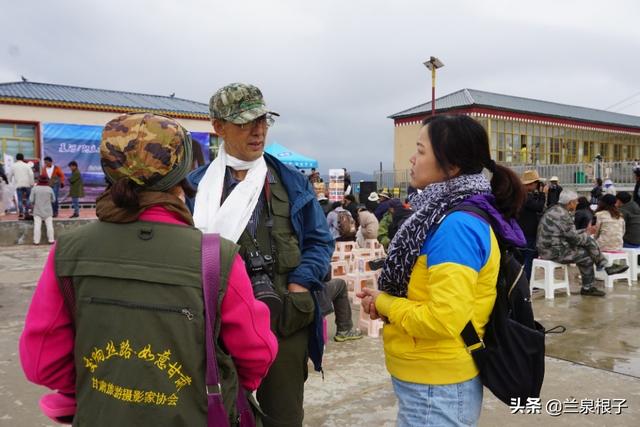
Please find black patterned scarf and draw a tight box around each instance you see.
[378,173,492,297]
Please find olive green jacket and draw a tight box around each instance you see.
[377,211,393,249]
[69,170,84,198]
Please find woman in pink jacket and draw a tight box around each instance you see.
[20,113,277,426]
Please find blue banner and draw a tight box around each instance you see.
[190,131,211,166]
[43,123,104,203]
[43,123,213,202]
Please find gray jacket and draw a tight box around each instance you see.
[619,201,640,245]
[29,185,55,218]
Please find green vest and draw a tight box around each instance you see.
[237,167,314,337]
[55,221,240,426]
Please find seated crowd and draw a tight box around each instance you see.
[518,171,637,297]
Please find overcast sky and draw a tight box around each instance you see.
[2,0,640,174]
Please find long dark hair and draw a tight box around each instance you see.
[576,196,591,211]
[596,194,621,219]
[422,114,525,219]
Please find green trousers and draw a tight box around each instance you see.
[257,326,310,427]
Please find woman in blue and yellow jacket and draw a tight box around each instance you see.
[360,115,526,427]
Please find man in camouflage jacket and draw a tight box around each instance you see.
[536,189,628,297]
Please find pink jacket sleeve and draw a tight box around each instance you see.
[19,248,277,394]
[219,255,278,391]
[19,244,76,394]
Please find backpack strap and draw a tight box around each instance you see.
[201,233,230,427]
[433,204,492,358]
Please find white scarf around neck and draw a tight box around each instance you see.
[193,142,268,242]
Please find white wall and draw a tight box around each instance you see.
[0,103,213,132]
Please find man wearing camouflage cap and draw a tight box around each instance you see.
[189,83,333,427]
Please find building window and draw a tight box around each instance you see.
[0,122,37,159]
[549,138,562,164]
[628,144,636,161]
[600,142,611,160]
[496,132,505,162]
[583,141,595,162]
[565,139,578,163]
[531,136,543,164]
[613,144,623,162]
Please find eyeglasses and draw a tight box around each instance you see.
[237,114,275,130]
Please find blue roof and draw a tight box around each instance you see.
[0,81,209,118]
[389,88,640,129]
[265,142,318,169]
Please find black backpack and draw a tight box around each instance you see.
[434,204,547,406]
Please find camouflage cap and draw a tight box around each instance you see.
[100,113,192,191]
[209,83,279,124]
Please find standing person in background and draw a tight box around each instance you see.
[29,175,56,245]
[633,171,640,206]
[616,191,640,248]
[387,198,412,242]
[41,156,65,218]
[374,191,392,220]
[0,161,7,185]
[365,191,379,213]
[574,197,594,231]
[594,194,625,251]
[603,179,616,196]
[308,168,321,184]
[67,161,84,218]
[327,201,346,239]
[520,142,528,163]
[517,170,546,281]
[545,176,562,208]
[377,210,393,250]
[343,168,351,195]
[342,194,359,228]
[359,114,526,427]
[0,161,8,216]
[9,153,34,219]
[356,206,379,247]
[591,178,603,205]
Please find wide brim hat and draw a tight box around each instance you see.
[378,191,392,199]
[521,170,541,185]
[367,192,379,202]
[550,176,559,182]
[209,83,279,125]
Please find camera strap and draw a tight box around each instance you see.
[262,178,277,274]
[238,176,276,277]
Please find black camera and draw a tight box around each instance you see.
[246,251,282,321]
[367,257,386,271]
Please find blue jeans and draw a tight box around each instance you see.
[16,187,31,215]
[391,376,483,427]
[71,197,80,215]
[51,183,60,216]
